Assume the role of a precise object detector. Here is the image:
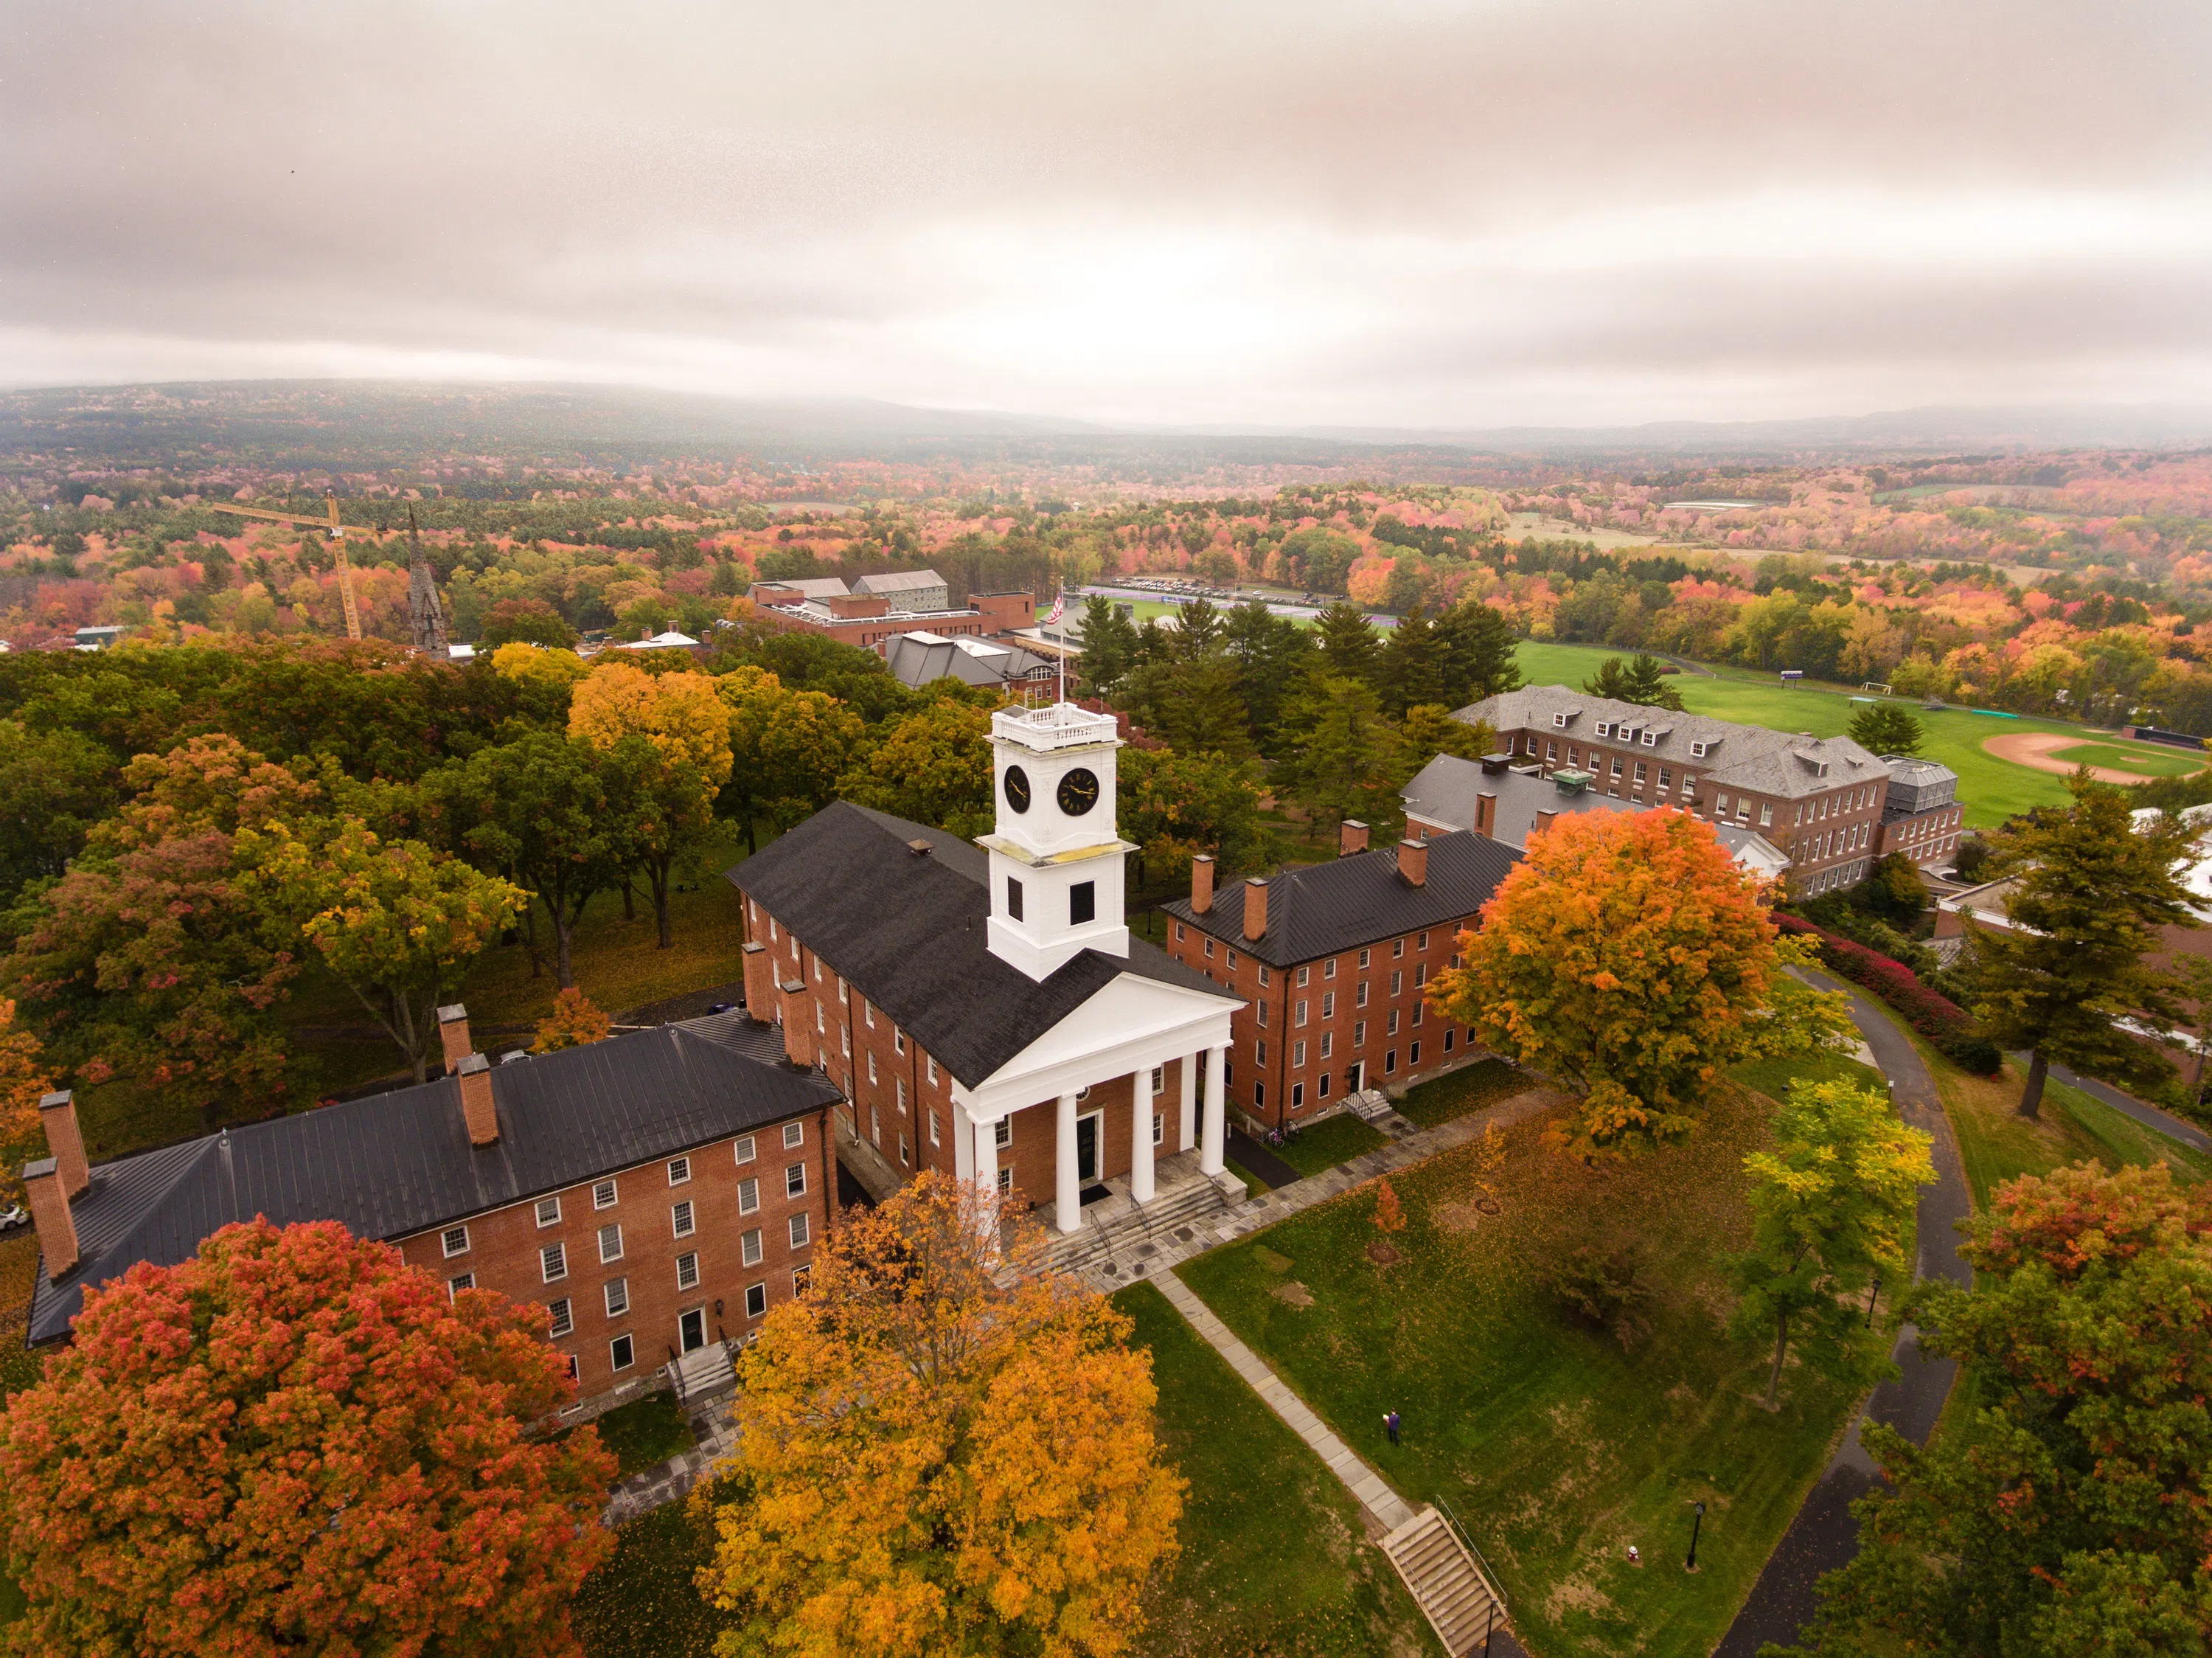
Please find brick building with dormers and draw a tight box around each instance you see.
[1158,824,1521,1132]
[1456,684,1900,897]
[21,1006,839,1409]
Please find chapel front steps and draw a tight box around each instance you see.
[1380,1505,1509,1657]
[1032,1163,1244,1280]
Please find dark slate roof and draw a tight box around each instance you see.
[28,1022,838,1345]
[727,802,1236,1090]
[1402,753,1638,849]
[1161,830,1520,967]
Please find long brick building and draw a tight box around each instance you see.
[22,1007,839,1409]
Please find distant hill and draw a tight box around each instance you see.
[3,381,2209,470]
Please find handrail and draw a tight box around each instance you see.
[1434,1494,1509,1620]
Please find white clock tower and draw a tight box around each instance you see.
[978,703,1136,981]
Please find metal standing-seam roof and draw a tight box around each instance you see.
[727,801,1238,1090]
[27,1022,839,1344]
[1160,830,1520,968]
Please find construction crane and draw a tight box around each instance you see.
[201,494,364,640]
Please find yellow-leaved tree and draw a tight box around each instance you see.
[1428,808,1852,1157]
[704,1172,1185,1657]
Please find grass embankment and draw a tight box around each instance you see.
[1396,1058,1534,1130]
[1115,1281,1439,1657]
[1273,1112,1388,1178]
[1512,640,2196,828]
[1178,1059,1874,1658]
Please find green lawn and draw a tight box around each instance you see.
[1510,640,2191,828]
[584,1391,697,1481]
[1728,1050,1887,1102]
[1394,1058,1530,1129]
[2049,740,2206,777]
[574,1480,739,1658]
[1114,1281,1440,1657]
[1176,1078,1875,1658]
[1273,1112,1388,1178]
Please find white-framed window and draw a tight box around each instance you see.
[1152,1113,1165,1146]
[1418,931,1429,950]
[535,1196,561,1227]
[1324,957,1337,979]
[1322,991,1335,1019]
[1553,711,1568,728]
[1256,1039,1267,1065]
[896,1076,907,1109]
[1413,963,1427,986]
[745,1282,768,1318]
[1295,965,1310,988]
[1595,721,1612,738]
[928,1109,940,1147]
[547,1297,573,1337]
[1203,939,1214,960]
[1321,1032,1333,1059]
[841,1026,851,1058]
[899,1133,910,1165]
[1391,970,1403,996]
[894,1027,906,1054]
[540,1243,568,1283]
[1358,947,1371,968]
[815,1002,824,1033]
[1294,1000,1308,1027]
[1293,1041,1307,1069]
[1150,1066,1164,1095]
[593,1179,617,1209]
[1388,1010,1400,1036]
[447,1272,474,1299]
[734,1134,757,1165]
[610,1333,635,1372]
[925,1056,937,1086]
[995,1118,1012,1151]
[789,1213,811,1249]
[672,1200,695,1239]
[441,1225,470,1258]
[1356,982,1369,1008]
[868,1052,878,1083]
[784,1121,804,1150]
[597,1224,623,1264]
[677,1252,700,1291]
[998,1168,1013,1194]
[742,1227,764,1266]
[738,1176,760,1215]
[1413,1001,1425,1025]
[1175,921,1186,942]
[1691,740,1708,757]
[1256,1000,1269,1029]
[786,1162,807,1199]
[1292,1081,1305,1109]
[863,997,874,1027]
[667,1156,692,1187]
[1354,1020,1366,1047]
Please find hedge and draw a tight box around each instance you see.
[1776,914,2003,1075]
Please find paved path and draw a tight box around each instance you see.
[1225,1126,1300,1188]
[1717,970,1973,1657]
[2045,1061,2212,1154]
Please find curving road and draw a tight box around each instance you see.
[1716,969,1974,1657]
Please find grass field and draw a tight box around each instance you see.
[2049,740,2207,777]
[1273,1111,1389,1177]
[1177,1064,1876,1658]
[1511,640,2195,828]
[574,1480,738,1658]
[1395,1058,1529,1129]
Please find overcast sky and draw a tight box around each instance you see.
[4,0,2209,429]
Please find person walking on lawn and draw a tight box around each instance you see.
[1385,1409,1402,1446]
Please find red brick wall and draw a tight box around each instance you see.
[396,1106,832,1400]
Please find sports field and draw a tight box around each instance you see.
[1511,641,2199,828]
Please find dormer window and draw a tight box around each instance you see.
[1641,729,1661,748]
[1689,740,1709,758]
[1595,721,1613,738]
[1552,712,1570,728]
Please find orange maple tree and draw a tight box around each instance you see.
[532,987,612,1052]
[1372,1178,1406,1235]
[0,999,50,1206]
[705,1171,1185,1656]
[1428,809,1850,1157]
[0,1218,614,1657]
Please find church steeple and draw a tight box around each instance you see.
[977,703,1135,981]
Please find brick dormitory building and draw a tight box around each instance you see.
[21,1006,842,1409]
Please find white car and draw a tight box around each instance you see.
[0,1205,27,1233]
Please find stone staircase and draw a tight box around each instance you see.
[1034,1168,1242,1279]
[1380,1505,1509,1657]
[668,1339,735,1402]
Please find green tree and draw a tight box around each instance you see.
[1582,656,1634,701]
[1728,1079,1933,1409]
[1429,600,1522,707]
[1222,600,1312,752]
[1777,1162,2212,1658]
[477,597,579,651]
[1374,604,1441,716]
[1172,596,1226,659]
[242,819,525,1082]
[839,698,996,837]
[1312,602,1381,685]
[1967,772,2198,1118]
[1621,652,1686,710]
[1119,656,1253,760]
[1848,703,1925,756]
[1075,596,1138,699]
[1117,746,1268,890]
[1396,705,1498,778]
[717,667,867,853]
[1277,527,1360,594]
[1274,675,1401,843]
[0,720,116,904]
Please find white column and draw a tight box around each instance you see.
[1178,1055,1197,1152]
[1200,1047,1226,1176]
[973,1114,997,1212]
[1131,1079,1156,1204]
[1056,1092,1082,1234]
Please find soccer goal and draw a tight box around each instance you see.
[1861,682,1893,696]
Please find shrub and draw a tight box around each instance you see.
[1775,915,2003,1075]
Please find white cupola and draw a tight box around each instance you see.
[976,702,1135,981]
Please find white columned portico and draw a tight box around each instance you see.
[1178,1055,1197,1153]
[1200,1046,1226,1176]
[1130,1083,1156,1204]
[1056,1092,1082,1234]
[973,1113,998,1211]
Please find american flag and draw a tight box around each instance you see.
[1045,589,1065,626]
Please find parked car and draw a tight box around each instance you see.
[0,1204,27,1233]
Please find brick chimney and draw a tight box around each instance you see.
[1243,877,1269,941]
[1534,808,1559,838]
[779,979,812,1067]
[456,1052,498,1146]
[437,1004,472,1075]
[1340,819,1369,856]
[1397,837,1429,887]
[21,1158,78,1280]
[742,941,776,1024]
[1191,854,1214,915]
[38,1089,88,1199]
[1474,793,1498,839]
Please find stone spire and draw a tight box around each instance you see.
[405,506,448,655]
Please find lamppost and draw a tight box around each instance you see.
[1685,1501,1705,1572]
[1865,1274,1881,1328]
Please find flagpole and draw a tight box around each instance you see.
[1057,586,1066,707]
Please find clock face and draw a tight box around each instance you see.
[1057,767,1101,816]
[1003,765,1032,814]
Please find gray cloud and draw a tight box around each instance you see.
[2,0,2208,426]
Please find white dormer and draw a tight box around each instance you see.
[975,704,1138,982]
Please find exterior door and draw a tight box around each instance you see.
[679,1308,706,1353]
[1077,1111,1102,1184]
[1347,1060,1366,1095]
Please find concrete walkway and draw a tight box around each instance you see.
[2044,1060,2212,1153]
[1152,1272,1415,1533]
[1716,969,1974,1657]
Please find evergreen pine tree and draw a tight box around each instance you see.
[1314,602,1381,685]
